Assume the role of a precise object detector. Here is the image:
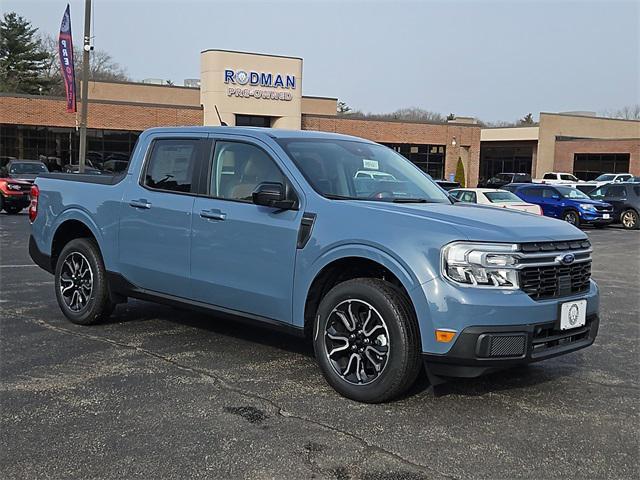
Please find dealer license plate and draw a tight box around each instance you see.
[602,213,610,219]
[560,300,587,330]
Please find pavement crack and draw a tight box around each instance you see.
[31,318,457,480]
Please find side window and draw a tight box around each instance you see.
[210,141,286,203]
[591,186,606,199]
[459,191,476,203]
[522,188,541,198]
[542,188,558,199]
[543,173,555,180]
[449,190,462,200]
[144,139,201,193]
[606,185,627,199]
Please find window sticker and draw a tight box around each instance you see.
[363,159,379,170]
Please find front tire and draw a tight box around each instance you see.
[313,278,421,403]
[621,209,639,230]
[54,238,115,325]
[562,210,580,227]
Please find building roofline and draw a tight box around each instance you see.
[200,48,303,60]
[540,111,640,123]
[88,79,200,90]
[303,113,480,128]
[302,95,338,101]
[0,92,203,110]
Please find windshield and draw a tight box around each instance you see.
[9,162,48,174]
[277,138,451,203]
[556,186,590,199]
[595,174,615,181]
[484,191,523,203]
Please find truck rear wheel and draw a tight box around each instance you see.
[54,238,115,325]
[313,278,421,403]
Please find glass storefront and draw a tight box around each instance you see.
[479,143,534,184]
[0,124,140,172]
[383,143,446,179]
[573,153,630,180]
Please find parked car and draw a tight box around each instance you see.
[29,127,600,403]
[0,177,32,214]
[593,173,633,184]
[354,170,397,181]
[510,183,613,227]
[449,188,542,215]
[0,160,49,183]
[102,159,129,174]
[64,160,102,175]
[478,172,532,188]
[533,172,582,185]
[434,179,461,191]
[589,182,640,230]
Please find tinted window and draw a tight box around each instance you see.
[542,188,559,198]
[590,186,607,199]
[496,174,512,181]
[210,141,286,203]
[606,185,627,199]
[9,162,48,174]
[485,191,522,203]
[144,139,201,193]
[560,173,578,181]
[459,191,477,203]
[555,186,590,199]
[543,173,556,180]
[521,188,542,197]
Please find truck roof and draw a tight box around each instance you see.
[142,126,374,143]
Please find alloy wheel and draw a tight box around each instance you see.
[59,252,94,312]
[324,299,390,385]
[622,210,637,229]
[564,211,578,225]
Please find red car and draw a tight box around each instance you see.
[0,177,32,214]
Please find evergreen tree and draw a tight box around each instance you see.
[454,158,466,187]
[0,12,51,94]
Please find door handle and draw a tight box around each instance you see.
[129,199,152,209]
[200,209,226,221]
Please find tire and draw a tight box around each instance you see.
[54,238,115,325]
[0,194,4,212]
[562,210,580,227]
[620,209,639,230]
[313,278,421,403]
[4,206,22,214]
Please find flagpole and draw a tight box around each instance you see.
[78,0,92,174]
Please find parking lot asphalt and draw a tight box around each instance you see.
[1,211,638,480]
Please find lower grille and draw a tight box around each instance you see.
[520,262,591,300]
[530,317,595,358]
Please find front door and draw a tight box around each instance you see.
[118,136,207,298]
[189,137,302,323]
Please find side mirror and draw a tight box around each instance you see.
[252,182,296,209]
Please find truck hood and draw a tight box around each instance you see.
[351,201,586,243]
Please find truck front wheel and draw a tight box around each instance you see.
[54,238,115,325]
[313,278,421,403]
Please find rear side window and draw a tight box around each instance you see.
[521,188,542,197]
[144,139,203,193]
[542,188,558,198]
[606,185,627,199]
[543,173,556,180]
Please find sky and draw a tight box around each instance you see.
[3,0,639,122]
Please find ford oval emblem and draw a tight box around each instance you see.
[561,253,575,265]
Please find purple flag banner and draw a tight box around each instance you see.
[58,4,76,113]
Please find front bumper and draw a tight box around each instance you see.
[423,314,599,378]
[579,211,613,225]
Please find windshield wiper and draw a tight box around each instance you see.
[391,198,429,203]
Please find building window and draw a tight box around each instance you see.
[235,115,272,127]
[0,124,140,172]
[383,143,446,179]
[573,153,630,181]
[479,143,534,183]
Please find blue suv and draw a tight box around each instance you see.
[29,128,600,402]
[505,183,613,227]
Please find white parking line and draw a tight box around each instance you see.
[0,264,38,268]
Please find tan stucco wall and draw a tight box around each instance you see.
[536,113,640,176]
[301,96,337,116]
[200,50,303,128]
[88,81,200,106]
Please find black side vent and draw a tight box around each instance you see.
[297,213,316,249]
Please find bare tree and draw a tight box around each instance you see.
[40,34,129,95]
[603,105,640,120]
[345,107,447,124]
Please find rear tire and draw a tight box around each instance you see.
[313,278,421,403]
[562,210,580,227]
[621,209,639,230]
[54,238,115,325]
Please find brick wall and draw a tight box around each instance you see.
[302,115,481,185]
[0,94,203,131]
[554,138,640,175]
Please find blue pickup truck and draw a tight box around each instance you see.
[29,127,599,402]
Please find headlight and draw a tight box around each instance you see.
[6,183,21,191]
[441,242,519,288]
[579,204,596,211]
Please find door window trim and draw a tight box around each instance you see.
[138,137,210,197]
[203,138,300,209]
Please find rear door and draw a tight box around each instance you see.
[603,184,628,219]
[118,135,208,298]
[189,135,303,323]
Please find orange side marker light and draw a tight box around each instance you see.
[435,329,457,343]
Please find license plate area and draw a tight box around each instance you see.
[602,213,610,219]
[560,300,587,330]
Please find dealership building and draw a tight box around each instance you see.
[1,49,638,185]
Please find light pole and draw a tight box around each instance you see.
[78,0,92,174]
